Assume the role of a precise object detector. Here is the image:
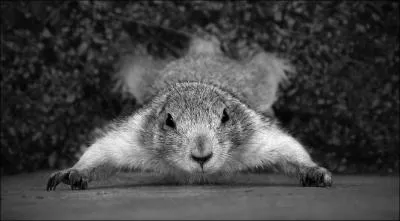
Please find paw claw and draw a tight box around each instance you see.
[46,169,89,191]
[46,171,63,191]
[300,167,332,187]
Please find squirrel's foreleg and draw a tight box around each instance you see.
[46,110,152,191]
[239,124,332,187]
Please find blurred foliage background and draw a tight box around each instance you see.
[1,0,399,175]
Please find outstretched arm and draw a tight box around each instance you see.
[46,111,152,191]
[239,123,332,187]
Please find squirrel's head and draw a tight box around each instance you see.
[139,82,265,176]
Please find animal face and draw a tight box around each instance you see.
[139,83,258,179]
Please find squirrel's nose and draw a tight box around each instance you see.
[191,152,213,167]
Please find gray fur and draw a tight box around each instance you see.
[46,37,332,191]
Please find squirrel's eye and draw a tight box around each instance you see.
[165,113,176,129]
[221,108,229,124]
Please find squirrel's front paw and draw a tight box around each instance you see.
[300,166,332,187]
[46,169,89,191]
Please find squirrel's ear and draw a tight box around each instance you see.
[188,37,222,56]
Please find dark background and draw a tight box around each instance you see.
[1,1,399,175]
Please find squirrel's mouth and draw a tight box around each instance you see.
[191,170,214,176]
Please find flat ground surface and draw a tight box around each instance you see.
[1,171,398,220]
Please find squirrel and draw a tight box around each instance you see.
[46,36,332,191]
